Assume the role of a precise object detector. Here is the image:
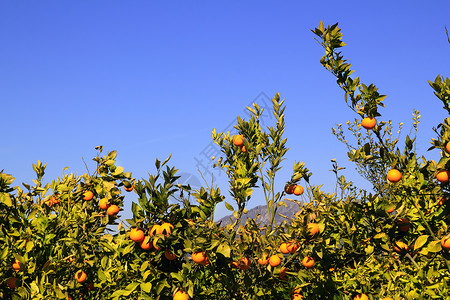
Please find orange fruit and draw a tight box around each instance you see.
[51,195,60,204]
[361,117,376,130]
[124,185,134,192]
[238,256,251,270]
[192,251,208,264]
[75,270,87,283]
[152,238,161,251]
[98,198,110,210]
[130,228,145,243]
[280,242,290,254]
[149,224,162,237]
[140,236,153,250]
[285,184,295,194]
[173,290,189,300]
[230,260,239,268]
[107,205,119,216]
[12,258,20,271]
[164,250,177,260]
[240,145,248,153]
[6,277,16,289]
[83,191,94,201]
[292,295,304,300]
[302,256,315,268]
[268,255,281,267]
[257,254,268,265]
[381,298,393,300]
[441,235,450,250]
[233,135,245,147]
[354,294,368,300]
[307,223,320,236]
[386,205,395,213]
[279,267,288,280]
[287,240,299,253]
[161,223,174,236]
[387,169,401,183]
[394,241,408,253]
[397,218,411,232]
[446,141,450,153]
[437,170,450,183]
[293,185,304,196]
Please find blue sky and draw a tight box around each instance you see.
[1,1,449,221]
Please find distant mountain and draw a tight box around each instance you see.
[218,199,303,226]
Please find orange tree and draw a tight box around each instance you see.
[1,21,450,300]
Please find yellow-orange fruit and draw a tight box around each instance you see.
[152,238,161,251]
[83,191,94,201]
[446,141,450,153]
[192,251,208,264]
[124,185,134,192]
[75,270,87,283]
[307,223,320,236]
[98,198,110,210]
[107,205,119,216]
[361,117,376,130]
[387,169,402,183]
[130,228,145,243]
[140,236,153,250]
[164,250,177,260]
[292,294,304,300]
[161,223,174,236]
[354,294,369,300]
[394,241,409,253]
[258,254,269,265]
[280,242,290,254]
[149,224,162,237]
[441,235,450,250]
[293,185,304,196]
[285,184,295,194]
[302,256,315,268]
[240,144,248,153]
[437,170,450,183]
[268,255,281,267]
[173,290,189,300]
[233,135,245,147]
[12,258,20,272]
[238,256,251,270]
[287,240,299,253]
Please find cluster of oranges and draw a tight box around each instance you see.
[285,184,304,196]
[129,223,177,260]
[232,134,248,153]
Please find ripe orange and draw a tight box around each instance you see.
[83,191,94,201]
[387,169,402,183]
[397,218,411,232]
[152,238,161,251]
[140,236,153,250]
[280,242,290,254]
[130,228,145,243]
[6,277,16,289]
[394,241,408,253]
[437,170,450,183]
[230,260,239,268]
[280,267,288,280]
[381,298,393,300]
[268,255,281,267]
[240,145,248,153]
[361,117,376,130]
[238,256,251,270]
[386,205,395,213]
[124,185,134,192]
[164,250,177,260]
[51,195,60,204]
[107,205,119,216]
[192,251,208,264]
[98,198,110,210]
[302,256,315,268]
[292,295,304,300]
[173,290,189,300]
[12,258,20,271]
[233,135,245,147]
[161,223,174,236]
[257,254,269,265]
[285,184,295,194]
[287,240,299,253]
[307,223,320,236]
[293,185,304,196]
[354,294,368,300]
[149,224,162,237]
[75,270,87,283]
[446,141,450,153]
[441,235,450,250]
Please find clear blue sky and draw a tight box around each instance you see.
[1,1,449,221]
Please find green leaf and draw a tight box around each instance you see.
[140,282,152,293]
[224,202,234,211]
[427,240,442,253]
[414,235,429,250]
[216,244,231,258]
